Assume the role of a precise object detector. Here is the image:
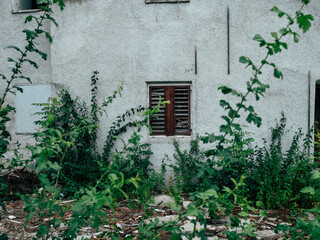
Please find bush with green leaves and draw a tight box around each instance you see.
[32,74,167,199]
[195,0,316,209]
[201,0,314,162]
[250,114,315,209]
[275,170,320,239]
[169,137,206,193]
[0,0,65,212]
[212,114,315,209]
[22,95,170,239]
[32,90,99,195]
[172,113,315,209]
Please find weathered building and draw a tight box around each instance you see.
[1,0,320,169]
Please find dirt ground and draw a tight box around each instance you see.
[0,195,303,240]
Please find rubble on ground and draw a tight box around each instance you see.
[0,195,311,239]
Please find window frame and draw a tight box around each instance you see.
[149,85,191,136]
[12,0,44,14]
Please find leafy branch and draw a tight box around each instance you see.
[202,0,314,156]
[0,0,65,158]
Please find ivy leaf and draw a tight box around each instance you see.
[312,171,320,180]
[246,113,262,127]
[6,46,23,54]
[219,86,232,95]
[293,32,300,43]
[253,34,265,42]
[259,210,268,217]
[271,6,285,18]
[45,32,53,43]
[300,186,315,195]
[200,134,223,144]
[220,100,230,108]
[228,109,239,119]
[196,189,218,200]
[279,28,289,35]
[7,58,17,63]
[53,0,65,10]
[25,15,33,23]
[0,73,6,80]
[231,123,241,131]
[279,42,288,50]
[47,113,55,124]
[274,68,283,79]
[45,14,58,27]
[221,116,231,124]
[239,56,249,64]
[185,204,205,219]
[24,59,39,69]
[271,32,278,39]
[17,75,31,83]
[12,86,23,93]
[23,29,38,40]
[301,0,310,5]
[220,124,232,134]
[71,202,84,212]
[30,48,47,60]
[297,14,314,33]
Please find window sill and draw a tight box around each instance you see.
[147,135,191,144]
[12,9,42,14]
[146,0,189,3]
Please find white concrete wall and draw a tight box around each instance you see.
[0,1,52,154]
[1,0,320,169]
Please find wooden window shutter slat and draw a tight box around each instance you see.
[149,85,190,136]
[165,86,175,136]
[150,87,166,134]
[174,86,190,134]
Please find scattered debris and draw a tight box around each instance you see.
[0,197,299,239]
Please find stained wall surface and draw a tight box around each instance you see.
[1,0,320,169]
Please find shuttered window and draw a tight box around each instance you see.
[149,86,191,136]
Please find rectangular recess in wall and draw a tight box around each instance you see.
[12,0,43,13]
[15,84,52,134]
[146,0,190,3]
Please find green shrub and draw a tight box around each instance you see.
[171,113,315,210]
[170,137,206,192]
[249,114,314,209]
[32,91,100,195]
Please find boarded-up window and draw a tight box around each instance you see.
[149,86,191,136]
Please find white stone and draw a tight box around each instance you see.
[182,236,219,240]
[152,194,175,206]
[256,230,283,240]
[180,220,205,233]
[145,215,179,227]
[183,201,192,209]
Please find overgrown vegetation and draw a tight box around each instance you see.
[0,0,319,239]
[172,113,315,209]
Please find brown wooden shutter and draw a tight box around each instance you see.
[150,87,166,135]
[165,86,175,136]
[150,85,191,136]
[174,86,190,135]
